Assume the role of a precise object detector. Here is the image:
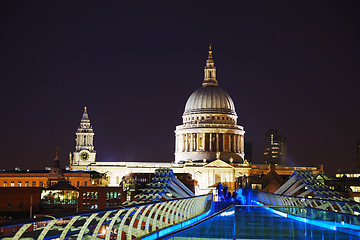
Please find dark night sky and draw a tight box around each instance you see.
[0,1,359,175]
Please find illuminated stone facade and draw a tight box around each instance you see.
[72,107,96,165]
[70,47,322,196]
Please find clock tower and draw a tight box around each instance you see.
[73,107,96,165]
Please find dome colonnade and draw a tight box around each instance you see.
[174,45,245,163]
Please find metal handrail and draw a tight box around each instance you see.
[0,194,212,240]
[253,191,360,216]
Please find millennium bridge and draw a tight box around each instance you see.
[2,169,360,239]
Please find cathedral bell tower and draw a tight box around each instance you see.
[73,107,96,165]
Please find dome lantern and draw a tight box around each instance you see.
[175,46,245,164]
[202,44,218,87]
[183,45,237,117]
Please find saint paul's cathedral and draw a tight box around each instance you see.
[70,46,321,195]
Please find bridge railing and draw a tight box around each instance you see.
[0,194,212,240]
[254,191,360,215]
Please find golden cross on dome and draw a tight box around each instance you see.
[208,44,212,58]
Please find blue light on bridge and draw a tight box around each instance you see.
[142,209,211,240]
[251,200,339,231]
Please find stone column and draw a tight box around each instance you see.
[240,135,244,153]
[196,133,200,151]
[223,134,226,152]
[193,133,197,151]
[190,133,193,151]
[209,133,212,151]
[234,135,236,152]
[216,133,219,152]
[182,134,186,152]
[235,135,238,152]
[202,133,205,151]
[185,133,188,152]
[232,134,235,152]
[229,134,232,152]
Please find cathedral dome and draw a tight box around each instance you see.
[175,45,245,165]
[184,85,236,115]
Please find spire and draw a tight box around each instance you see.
[82,106,89,120]
[49,146,63,177]
[54,147,60,168]
[75,107,95,154]
[203,44,218,87]
[208,44,212,59]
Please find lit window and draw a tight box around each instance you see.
[3,181,7,187]
[32,181,36,187]
[18,182,21,187]
[39,181,43,187]
[25,181,29,187]
[350,186,360,192]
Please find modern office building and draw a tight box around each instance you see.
[264,129,287,165]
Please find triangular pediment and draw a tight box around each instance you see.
[204,159,234,168]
